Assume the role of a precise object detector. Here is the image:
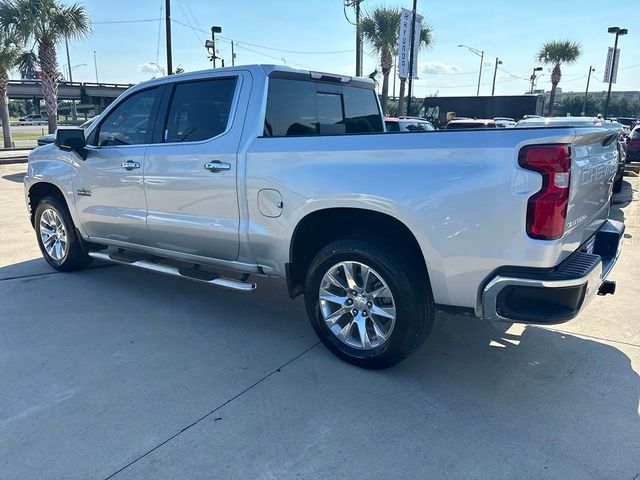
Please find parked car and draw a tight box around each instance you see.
[19,113,47,125]
[614,117,637,133]
[626,126,640,162]
[445,119,497,129]
[494,117,517,128]
[24,65,624,369]
[385,117,435,132]
[37,117,98,146]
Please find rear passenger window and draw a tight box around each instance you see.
[264,78,383,137]
[164,77,237,143]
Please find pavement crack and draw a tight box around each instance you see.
[103,341,321,480]
[0,263,114,283]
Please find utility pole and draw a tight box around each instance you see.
[491,57,502,96]
[406,0,418,116]
[93,50,99,83]
[581,66,595,116]
[64,36,77,120]
[231,41,236,66]
[345,1,364,77]
[165,0,173,74]
[604,26,628,119]
[355,0,362,77]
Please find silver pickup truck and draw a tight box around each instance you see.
[24,65,624,369]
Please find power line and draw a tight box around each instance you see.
[155,0,163,65]
[175,0,204,44]
[93,18,161,24]
[170,18,353,55]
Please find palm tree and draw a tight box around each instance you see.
[361,7,432,115]
[361,7,400,114]
[0,0,91,133]
[537,40,581,116]
[397,25,431,116]
[0,29,25,147]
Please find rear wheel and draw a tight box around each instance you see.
[304,238,434,369]
[34,196,92,271]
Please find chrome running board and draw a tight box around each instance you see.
[88,251,256,292]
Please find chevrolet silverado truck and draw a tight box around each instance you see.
[24,65,624,369]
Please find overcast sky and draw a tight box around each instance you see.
[50,0,639,97]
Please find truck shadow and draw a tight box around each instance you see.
[1,258,638,475]
[1,172,26,183]
[609,178,637,224]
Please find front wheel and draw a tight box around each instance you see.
[34,196,93,272]
[304,238,434,369]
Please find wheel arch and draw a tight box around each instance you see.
[287,207,431,298]
[27,182,69,227]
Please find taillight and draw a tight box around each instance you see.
[518,145,571,240]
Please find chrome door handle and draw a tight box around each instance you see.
[121,161,140,170]
[204,161,231,172]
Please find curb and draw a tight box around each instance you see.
[0,158,28,165]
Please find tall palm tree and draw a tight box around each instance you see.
[397,25,431,116]
[361,7,400,114]
[0,0,91,133]
[0,30,21,147]
[537,40,581,116]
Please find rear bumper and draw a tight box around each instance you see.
[480,219,624,324]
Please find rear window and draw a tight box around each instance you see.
[632,128,640,138]
[385,121,400,132]
[264,78,383,136]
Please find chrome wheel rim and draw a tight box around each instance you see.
[319,261,396,350]
[39,208,68,261]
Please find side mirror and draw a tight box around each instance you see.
[55,127,87,159]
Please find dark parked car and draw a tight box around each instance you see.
[36,116,97,146]
[626,126,640,162]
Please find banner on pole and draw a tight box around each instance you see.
[397,8,423,79]
[603,47,620,84]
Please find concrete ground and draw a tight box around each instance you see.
[1,163,639,480]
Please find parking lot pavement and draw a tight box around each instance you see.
[1,163,639,480]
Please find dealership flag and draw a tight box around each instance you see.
[603,47,620,84]
[397,8,423,79]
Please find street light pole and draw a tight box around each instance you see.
[491,57,502,96]
[93,50,99,83]
[165,0,173,75]
[604,26,628,119]
[581,66,595,116]
[529,66,542,94]
[458,44,484,96]
[64,36,77,120]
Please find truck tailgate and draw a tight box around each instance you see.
[562,125,621,256]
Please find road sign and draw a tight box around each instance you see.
[397,8,423,79]
[603,47,620,84]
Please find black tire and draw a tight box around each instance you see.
[34,196,93,272]
[304,237,434,369]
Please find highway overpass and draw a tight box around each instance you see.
[7,80,133,113]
